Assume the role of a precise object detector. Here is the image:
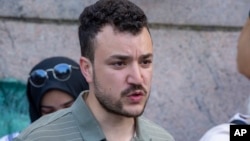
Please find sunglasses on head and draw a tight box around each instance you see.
[29,63,79,87]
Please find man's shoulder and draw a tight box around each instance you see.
[14,108,76,141]
[199,123,230,141]
[204,123,230,134]
[138,117,175,141]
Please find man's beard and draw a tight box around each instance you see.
[93,70,149,117]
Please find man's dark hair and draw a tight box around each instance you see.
[78,0,149,63]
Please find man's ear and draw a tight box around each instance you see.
[79,57,93,83]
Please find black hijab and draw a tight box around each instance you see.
[27,56,89,122]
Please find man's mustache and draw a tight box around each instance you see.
[121,85,147,96]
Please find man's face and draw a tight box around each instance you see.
[92,25,153,117]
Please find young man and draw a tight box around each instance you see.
[14,0,174,141]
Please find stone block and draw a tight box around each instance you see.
[0,0,249,26]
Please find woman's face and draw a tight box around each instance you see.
[40,90,74,115]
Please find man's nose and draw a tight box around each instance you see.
[127,64,143,85]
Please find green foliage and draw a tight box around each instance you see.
[0,78,30,137]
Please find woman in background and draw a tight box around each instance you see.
[0,56,89,141]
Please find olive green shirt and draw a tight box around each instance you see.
[14,91,174,141]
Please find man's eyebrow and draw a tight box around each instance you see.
[140,53,153,59]
[109,55,131,60]
[109,53,153,60]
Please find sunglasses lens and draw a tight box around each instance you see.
[29,70,47,87]
[54,63,71,80]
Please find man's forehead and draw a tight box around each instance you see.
[93,25,153,56]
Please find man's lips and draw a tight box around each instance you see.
[127,91,144,96]
[127,91,145,103]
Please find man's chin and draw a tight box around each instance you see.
[122,108,144,117]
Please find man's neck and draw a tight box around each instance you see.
[84,92,136,141]
[101,117,136,141]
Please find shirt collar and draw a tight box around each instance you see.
[135,117,152,141]
[229,113,250,125]
[71,91,106,141]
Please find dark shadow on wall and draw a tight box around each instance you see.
[0,78,29,137]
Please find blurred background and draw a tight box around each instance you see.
[0,0,250,141]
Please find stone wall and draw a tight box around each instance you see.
[1,0,250,141]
